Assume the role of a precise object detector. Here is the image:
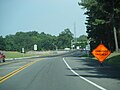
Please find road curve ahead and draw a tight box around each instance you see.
[0,51,120,90]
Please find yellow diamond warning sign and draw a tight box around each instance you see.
[92,44,111,63]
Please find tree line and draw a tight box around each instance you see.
[0,28,88,52]
[79,0,120,52]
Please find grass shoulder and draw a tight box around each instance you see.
[5,51,38,59]
[105,52,120,65]
[90,52,120,65]
[4,51,59,59]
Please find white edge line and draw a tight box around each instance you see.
[63,58,107,90]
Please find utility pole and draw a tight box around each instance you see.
[74,22,77,44]
[113,27,119,52]
[113,1,119,52]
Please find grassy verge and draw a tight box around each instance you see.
[105,52,120,65]
[4,51,38,59]
[90,52,120,65]
[4,51,58,59]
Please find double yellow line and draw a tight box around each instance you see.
[0,60,39,83]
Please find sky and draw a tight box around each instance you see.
[0,0,87,37]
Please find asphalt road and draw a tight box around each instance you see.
[0,51,120,90]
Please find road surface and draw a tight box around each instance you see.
[0,51,120,90]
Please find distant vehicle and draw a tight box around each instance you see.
[64,48,70,51]
[0,52,5,63]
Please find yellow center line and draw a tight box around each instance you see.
[0,59,40,83]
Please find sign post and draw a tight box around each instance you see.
[34,44,37,51]
[21,48,25,57]
[92,44,111,65]
[22,48,25,53]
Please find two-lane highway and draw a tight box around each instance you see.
[0,51,120,90]
[0,57,99,90]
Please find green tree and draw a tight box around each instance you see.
[5,35,16,51]
[79,0,120,52]
[57,28,73,49]
[37,32,57,50]
[77,35,88,49]
[3,30,73,51]
[0,36,5,50]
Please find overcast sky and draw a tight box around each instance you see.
[0,0,87,37]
